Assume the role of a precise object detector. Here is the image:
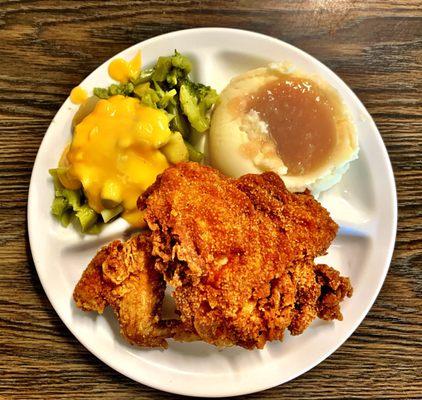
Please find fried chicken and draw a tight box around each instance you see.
[73,233,183,348]
[234,172,338,260]
[74,162,352,349]
[138,162,352,348]
[234,172,352,335]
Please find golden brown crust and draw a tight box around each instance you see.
[139,162,351,349]
[234,171,338,259]
[315,263,353,321]
[74,233,172,348]
[75,162,352,350]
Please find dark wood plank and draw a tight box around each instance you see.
[0,1,421,398]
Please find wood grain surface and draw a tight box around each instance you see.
[0,1,421,399]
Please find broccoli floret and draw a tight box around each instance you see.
[171,50,192,73]
[109,82,134,96]
[167,101,191,138]
[158,88,177,109]
[93,82,134,99]
[179,79,219,132]
[94,51,217,133]
[152,51,192,87]
[152,56,172,82]
[93,87,109,99]
[131,68,154,85]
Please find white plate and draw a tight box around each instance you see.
[28,28,397,397]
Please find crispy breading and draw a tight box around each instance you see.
[74,162,352,349]
[139,163,297,348]
[234,172,338,259]
[288,259,321,335]
[315,263,353,321]
[138,162,352,349]
[234,172,345,336]
[73,233,172,348]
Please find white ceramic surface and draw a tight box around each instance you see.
[27,28,397,397]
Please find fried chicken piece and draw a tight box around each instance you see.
[73,233,176,348]
[315,263,353,321]
[139,162,352,349]
[139,163,295,348]
[234,172,345,335]
[235,172,338,260]
[287,261,353,335]
[74,162,352,350]
[288,259,321,335]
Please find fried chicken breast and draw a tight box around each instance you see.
[138,162,352,349]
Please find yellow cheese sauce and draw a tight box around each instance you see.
[108,51,142,83]
[70,86,88,104]
[59,95,171,226]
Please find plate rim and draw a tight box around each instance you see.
[27,27,398,397]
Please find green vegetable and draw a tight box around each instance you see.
[151,80,177,109]
[160,132,189,164]
[51,51,218,234]
[101,199,120,210]
[171,51,192,72]
[86,224,102,235]
[75,205,98,232]
[93,87,109,99]
[50,169,82,216]
[72,96,99,129]
[101,204,124,223]
[49,168,101,233]
[101,180,122,209]
[134,82,151,97]
[166,69,182,87]
[94,82,134,99]
[152,56,173,82]
[167,102,190,138]
[60,211,72,227]
[152,80,165,97]
[158,88,177,109]
[179,80,218,132]
[131,68,154,85]
[134,80,178,110]
[134,82,160,108]
[152,51,191,87]
[167,51,192,86]
[49,168,64,190]
[62,189,81,210]
[184,141,203,163]
[51,197,68,217]
[94,51,217,133]
[109,82,134,96]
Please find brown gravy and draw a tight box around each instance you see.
[246,76,337,175]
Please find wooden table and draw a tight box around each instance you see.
[1,1,421,398]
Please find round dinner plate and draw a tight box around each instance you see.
[28,28,397,397]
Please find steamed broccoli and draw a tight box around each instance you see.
[179,80,218,132]
[93,50,218,137]
[94,82,134,99]
[152,51,192,87]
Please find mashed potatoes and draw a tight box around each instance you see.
[209,63,358,195]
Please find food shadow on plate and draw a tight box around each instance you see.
[319,146,375,230]
[71,298,102,324]
[262,320,338,363]
[166,338,266,369]
[320,234,370,285]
